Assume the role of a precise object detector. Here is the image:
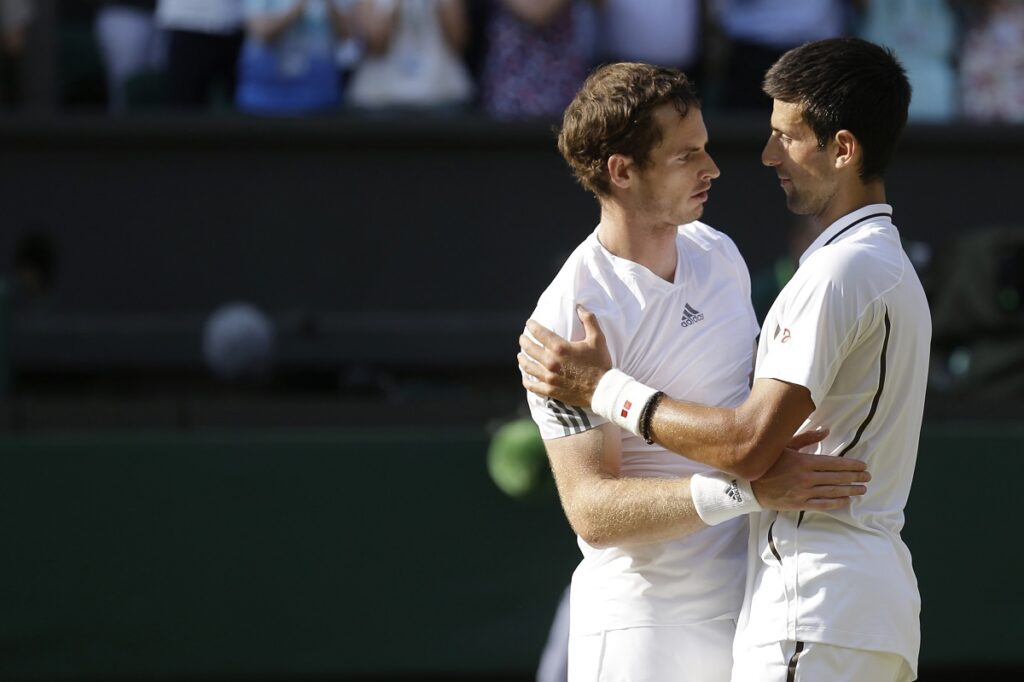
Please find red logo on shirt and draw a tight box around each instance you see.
[781,328,792,343]
[621,400,632,418]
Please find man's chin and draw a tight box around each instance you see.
[677,206,704,225]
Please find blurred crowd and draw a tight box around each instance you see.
[1,0,1023,121]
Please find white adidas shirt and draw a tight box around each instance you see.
[738,204,930,674]
[527,222,760,635]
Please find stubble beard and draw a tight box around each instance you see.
[785,186,819,217]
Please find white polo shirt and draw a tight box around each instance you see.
[527,222,760,635]
[737,204,930,674]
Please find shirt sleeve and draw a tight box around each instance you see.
[754,263,885,408]
[525,294,608,440]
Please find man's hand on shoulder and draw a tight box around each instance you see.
[519,306,612,409]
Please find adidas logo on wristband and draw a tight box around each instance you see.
[726,479,744,502]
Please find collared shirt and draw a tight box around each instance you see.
[739,204,931,674]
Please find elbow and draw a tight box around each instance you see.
[715,413,779,480]
[728,456,771,482]
[574,522,615,549]
[566,509,615,549]
[722,440,775,481]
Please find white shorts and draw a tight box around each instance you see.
[569,620,735,682]
[731,639,916,682]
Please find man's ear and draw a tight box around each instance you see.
[607,153,634,189]
[833,129,858,171]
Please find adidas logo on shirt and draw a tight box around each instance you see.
[680,303,705,328]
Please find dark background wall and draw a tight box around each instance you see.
[1,116,1021,374]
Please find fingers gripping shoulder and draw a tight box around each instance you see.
[524,299,608,440]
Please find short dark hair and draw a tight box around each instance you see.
[558,63,700,197]
[763,37,911,180]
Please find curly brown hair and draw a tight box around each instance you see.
[557,63,700,197]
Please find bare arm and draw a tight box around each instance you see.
[0,0,32,53]
[545,420,867,548]
[326,0,352,39]
[547,423,705,548]
[646,378,815,481]
[497,0,570,27]
[436,0,469,52]
[353,0,397,55]
[247,0,308,43]
[520,309,816,480]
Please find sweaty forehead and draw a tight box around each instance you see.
[656,105,707,147]
[771,100,807,131]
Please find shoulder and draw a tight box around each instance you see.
[679,221,746,261]
[679,220,732,247]
[532,233,620,337]
[801,229,904,295]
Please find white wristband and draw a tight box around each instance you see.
[690,472,762,526]
[590,368,659,438]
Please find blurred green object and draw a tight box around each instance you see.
[487,418,553,499]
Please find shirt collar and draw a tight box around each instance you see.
[798,203,894,266]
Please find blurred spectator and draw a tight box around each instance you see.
[856,0,958,122]
[598,0,701,75]
[959,0,1024,123]
[347,0,473,110]
[479,0,599,120]
[236,0,351,115]
[94,1,166,112]
[0,0,32,107]
[712,0,848,110]
[156,0,245,109]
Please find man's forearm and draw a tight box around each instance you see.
[644,398,777,480]
[562,475,706,548]
[588,372,814,481]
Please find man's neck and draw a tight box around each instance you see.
[813,179,887,233]
[597,203,679,282]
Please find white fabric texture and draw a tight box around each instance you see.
[157,0,244,33]
[690,471,762,526]
[731,639,915,682]
[738,204,929,676]
[347,0,473,107]
[570,620,735,682]
[589,368,658,437]
[526,222,760,636]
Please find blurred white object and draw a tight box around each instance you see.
[202,302,275,381]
